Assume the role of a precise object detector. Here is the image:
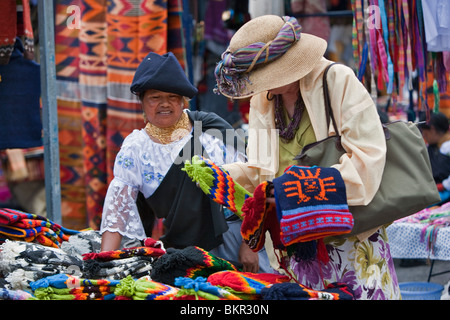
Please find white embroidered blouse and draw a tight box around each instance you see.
[100,123,245,240]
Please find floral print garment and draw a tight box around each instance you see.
[282,227,401,300]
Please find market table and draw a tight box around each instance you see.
[386,202,450,281]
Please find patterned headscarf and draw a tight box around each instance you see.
[214,16,302,97]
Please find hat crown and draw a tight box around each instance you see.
[228,15,285,52]
[130,51,197,98]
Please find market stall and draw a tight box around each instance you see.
[387,202,450,282]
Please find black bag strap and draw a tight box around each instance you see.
[323,62,340,136]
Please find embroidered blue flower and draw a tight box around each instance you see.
[142,170,164,184]
[117,153,135,169]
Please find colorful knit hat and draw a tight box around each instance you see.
[207,270,290,299]
[240,181,284,252]
[182,155,252,219]
[173,277,241,300]
[273,166,354,246]
[150,246,238,286]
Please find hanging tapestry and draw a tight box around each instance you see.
[350,0,448,117]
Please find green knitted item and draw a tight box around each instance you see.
[182,155,252,219]
[114,275,178,300]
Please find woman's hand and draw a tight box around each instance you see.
[239,241,260,273]
[100,231,123,252]
[266,183,275,204]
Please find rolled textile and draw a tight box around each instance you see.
[0,208,79,247]
[0,240,83,290]
[82,256,154,280]
[30,274,120,295]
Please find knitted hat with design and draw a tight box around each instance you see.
[273,165,354,246]
[182,155,252,219]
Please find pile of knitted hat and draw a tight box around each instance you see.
[81,238,166,280]
[0,239,83,290]
[0,208,79,248]
[30,273,119,300]
[150,246,239,286]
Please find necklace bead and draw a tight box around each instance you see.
[145,112,191,144]
[274,93,305,142]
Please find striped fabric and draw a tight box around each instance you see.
[182,155,252,219]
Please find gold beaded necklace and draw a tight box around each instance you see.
[145,111,191,144]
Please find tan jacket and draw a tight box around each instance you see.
[223,57,387,239]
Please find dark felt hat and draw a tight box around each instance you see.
[130,52,198,98]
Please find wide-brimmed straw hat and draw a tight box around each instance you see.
[215,15,327,99]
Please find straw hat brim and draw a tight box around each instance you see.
[217,16,328,99]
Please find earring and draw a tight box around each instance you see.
[266,92,275,101]
[142,112,147,124]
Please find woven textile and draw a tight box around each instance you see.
[350,0,445,116]
[183,155,252,219]
[55,0,86,230]
[82,243,166,261]
[0,208,79,248]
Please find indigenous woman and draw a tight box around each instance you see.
[100,52,271,273]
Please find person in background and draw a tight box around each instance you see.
[419,111,450,204]
[100,51,272,273]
